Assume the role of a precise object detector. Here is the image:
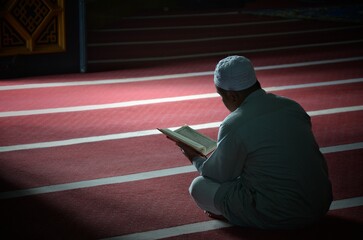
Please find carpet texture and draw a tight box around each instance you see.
[1,3,363,240]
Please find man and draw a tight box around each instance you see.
[177,56,332,229]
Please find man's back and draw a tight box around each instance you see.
[214,89,333,229]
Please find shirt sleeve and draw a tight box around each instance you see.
[193,122,247,183]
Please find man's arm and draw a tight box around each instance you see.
[176,142,206,163]
[198,124,247,183]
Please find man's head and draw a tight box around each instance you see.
[214,56,260,112]
[214,56,257,91]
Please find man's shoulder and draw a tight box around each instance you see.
[264,92,303,108]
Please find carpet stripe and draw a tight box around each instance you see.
[308,105,363,117]
[103,220,233,240]
[0,93,217,117]
[320,142,363,154]
[1,78,362,117]
[0,105,362,153]
[89,25,362,46]
[0,142,361,199]
[91,19,300,32]
[0,165,194,199]
[125,11,241,19]
[102,196,363,240]
[329,196,363,210]
[88,40,363,64]
[1,57,362,91]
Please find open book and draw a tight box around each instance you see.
[157,125,217,156]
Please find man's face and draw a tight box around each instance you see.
[216,86,237,112]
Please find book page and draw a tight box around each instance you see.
[158,126,217,155]
[158,128,206,153]
[175,126,216,154]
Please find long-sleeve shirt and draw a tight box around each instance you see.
[192,89,332,229]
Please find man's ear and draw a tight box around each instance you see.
[225,91,239,102]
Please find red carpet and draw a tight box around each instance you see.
[1,4,363,240]
[0,112,362,191]
[1,82,362,146]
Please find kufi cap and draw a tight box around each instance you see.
[214,56,257,91]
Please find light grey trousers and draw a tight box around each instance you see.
[189,176,222,215]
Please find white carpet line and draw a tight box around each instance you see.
[1,56,362,91]
[0,93,217,117]
[103,196,363,240]
[0,72,213,91]
[90,19,299,32]
[0,165,194,200]
[329,196,363,210]
[89,25,362,46]
[104,220,233,240]
[124,11,241,19]
[88,40,363,64]
[1,78,362,117]
[0,105,362,153]
[0,142,362,200]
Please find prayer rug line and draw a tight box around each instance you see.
[99,196,363,240]
[1,77,362,117]
[0,142,361,199]
[0,105,362,153]
[1,56,362,91]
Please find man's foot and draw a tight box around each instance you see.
[204,210,228,221]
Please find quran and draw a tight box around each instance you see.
[158,125,217,156]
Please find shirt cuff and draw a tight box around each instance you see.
[191,156,206,174]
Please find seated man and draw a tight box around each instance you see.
[177,56,332,229]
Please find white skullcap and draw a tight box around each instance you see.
[214,56,257,91]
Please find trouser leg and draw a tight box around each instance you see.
[189,176,222,215]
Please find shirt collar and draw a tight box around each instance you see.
[238,89,266,109]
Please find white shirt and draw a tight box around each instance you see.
[193,89,332,229]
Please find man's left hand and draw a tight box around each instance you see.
[176,142,203,162]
